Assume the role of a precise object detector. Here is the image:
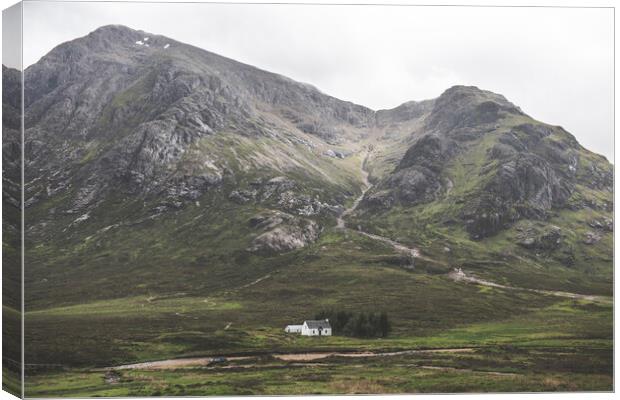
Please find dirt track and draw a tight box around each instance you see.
[111,348,476,370]
[447,268,611,304]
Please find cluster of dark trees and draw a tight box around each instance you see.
[314,309,391,338]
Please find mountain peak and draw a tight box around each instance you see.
[89,24,140,37]
[427,85,524,132]
[84,24,168,51]
[437,85,514,106]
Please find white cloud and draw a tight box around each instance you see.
[20,2,613,160]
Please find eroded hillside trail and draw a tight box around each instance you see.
[335,147,610,304]
[336,149,372,230]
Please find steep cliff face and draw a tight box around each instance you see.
[461,123,586,239]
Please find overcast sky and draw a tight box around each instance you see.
[12,2,615,160]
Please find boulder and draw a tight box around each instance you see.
[583,231,602,245]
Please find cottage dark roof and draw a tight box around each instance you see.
[304,319,331,329]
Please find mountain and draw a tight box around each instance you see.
[2,25,613,371]
[3,25,613,307]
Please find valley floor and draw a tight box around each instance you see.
[25,345,613,396]
[24,295,612,396]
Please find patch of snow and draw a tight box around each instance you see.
[145,43,150,47]
[135,40,144,45]
[164,43,170,49]
[144,37,149,41]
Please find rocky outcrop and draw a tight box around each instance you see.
[462,123,580,239]
[247,211,321,253]
[581,218,612,245]
[229,189,258,204]
[227,176,337,217]
[464,152,574,239]
[588,218,613,232]
[513,223,576,266]
[583,231,602,245]
[397,134,459,173]
[516,224,563,250]
[323,149,349,159]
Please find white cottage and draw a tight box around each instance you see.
[284,319,332,336]
[302,320,332,336]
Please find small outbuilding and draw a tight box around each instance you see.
[284,325,303,333]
